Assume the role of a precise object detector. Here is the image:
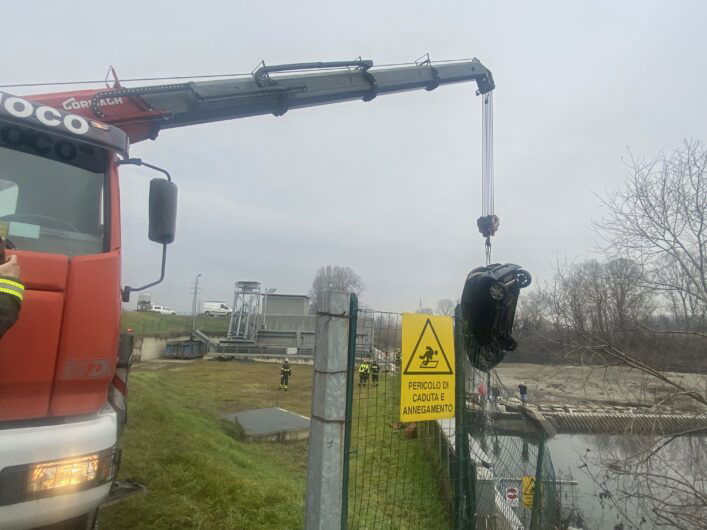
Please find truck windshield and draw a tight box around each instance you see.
[0,125,107,257]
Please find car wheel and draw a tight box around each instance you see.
[516,269,532,288]
[205,311,212,317]
[489,283,506,301]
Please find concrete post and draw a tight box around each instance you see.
[305,291,351,530]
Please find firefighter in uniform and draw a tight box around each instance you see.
[280,359,292,391]
[0,250,22,339]
[358,361,370,387]
[370,360,380,386]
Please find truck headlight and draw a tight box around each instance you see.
[29,453,106,493]
[0,448,115,505]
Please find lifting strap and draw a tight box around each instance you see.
[477,91,498,265]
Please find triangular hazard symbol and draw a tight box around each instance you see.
[403,318,454,375]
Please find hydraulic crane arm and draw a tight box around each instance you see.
[26,58,494,144]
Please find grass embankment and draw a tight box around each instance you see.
[101,361,449,529]
[347,376,452,530]
[121,311,229,336]
[101,361,311,529]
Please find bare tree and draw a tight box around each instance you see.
[535,258,706,407]
[514,290,555,356]
[546,258,651,345]
[511,141,707,530]
[594,139,707,334]
[309,265,365,313]
[436,298,455,316]
[527,257,707,528]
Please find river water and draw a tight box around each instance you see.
[546,434,707,529]
[479,432,706,529]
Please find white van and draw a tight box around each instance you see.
[203,301,232,317]
[150,305,176,315]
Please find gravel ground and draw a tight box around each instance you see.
[494,362,706,412]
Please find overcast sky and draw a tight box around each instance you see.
[4,1,706,313]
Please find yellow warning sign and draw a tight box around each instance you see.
[522,475,535,508]
[400,313,455,422]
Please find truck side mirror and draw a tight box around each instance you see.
[148,179,178,244]
[117,157,178,303]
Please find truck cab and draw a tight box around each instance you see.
[0,92,175,529]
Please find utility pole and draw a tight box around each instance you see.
[191,273,202,332]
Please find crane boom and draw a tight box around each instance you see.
[26,58,494,143]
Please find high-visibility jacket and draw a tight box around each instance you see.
[0,275,23,339]
[359,363,369,374]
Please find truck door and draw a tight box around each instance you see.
[0,125,119,420]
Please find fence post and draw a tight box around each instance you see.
[340,294,358,529]
[530,434,546,530]
[453,306,475,529]
[453,307,464,528]
[305,290,352,530]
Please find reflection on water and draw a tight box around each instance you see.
[547,434,707,529]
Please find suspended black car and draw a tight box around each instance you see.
[460,263,531,370]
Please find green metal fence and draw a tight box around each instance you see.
[341,301,561,529]
[343,303,455,529]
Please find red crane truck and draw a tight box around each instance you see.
[0,58,494,529]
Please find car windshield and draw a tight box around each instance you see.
[0,124,107,257]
